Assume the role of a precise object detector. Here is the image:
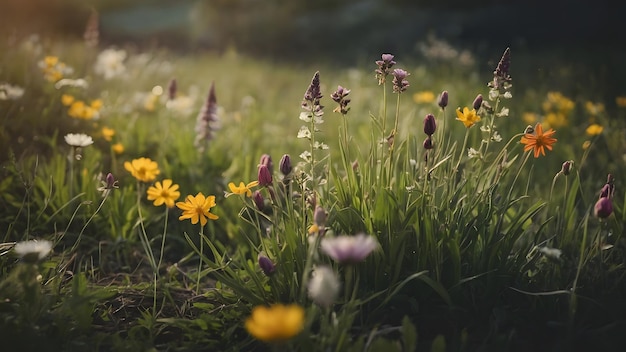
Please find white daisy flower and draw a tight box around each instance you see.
[64,133,94,147]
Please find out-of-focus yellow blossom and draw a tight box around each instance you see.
[38,55,73,82]
[542,92,575,114]
[144,93,159,112]
[412,91,435,104]
[585,101,605,116]
[102,127,115,141]
[544,112,568,128]
[586,124,603,136]
[522,112,538,125]
[112,143,124,154]
[61,94,75,106]
[582,140,591,150]
[244,304,305,343]
[616,96,626,108]
[91,99,103,110]
[66,99,102,120]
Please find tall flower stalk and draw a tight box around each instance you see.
[195,82,219,154]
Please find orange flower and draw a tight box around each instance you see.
[520,123,557,158]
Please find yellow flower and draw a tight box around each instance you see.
[90,99,103,110]
[585,101,604,116]
[586,124,603,136]
[124,157,160,182]
[112,143,124,154]
[520,123,557,158]
[147,179,180,208]
[102,127,115,141]
[226,181,259,197]
[582,140,591,150]
[455,107,481,128]
[61,94,75,106]
[412,91,435,104]
[544,112,568,128]
[176,193,219,226]
[68,101,86,119]
[616,96,626,108]
[44,56,59,67]
[522,112,537,125]
[245,304,305,343]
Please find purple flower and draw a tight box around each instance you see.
[258,164,273,187]
[259,154,273,174]
[375,53,396,85]
[167,78,177,100]
[320,233,378,264]
[330,85,351,115]
[258,253,276,276]
[313,206,327,228]
[437,90,449,109]
[252,190,265,211]
[194,82,219,153]
[279,154,292,176]
[594,197,613,219]
[423,137,433,150]
[391,69,410,93]
[472,94,483,111]
[561,160,573,176]
[423,114,436,136]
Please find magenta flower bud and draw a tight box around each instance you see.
[257,253,275,276]
[472,94,483,111]
[561,160,573,176]
[594,197,613,218]
[105,173,117,189]
[423,137,433,150]
[423,114,436,136]
[259,154,273,174]
[252,190,265,211]
[600,184,612,199]
[279,154,292,176]
[257,164,273,187]
[437,90,449,109]
[167,78,177,100]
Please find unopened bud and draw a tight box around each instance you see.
[472,94,483,111]
[437,90,449,109]
[423,137,433,150]
[561,160,573,176]
[252,190,265,211]
[259,154,273,174]
[279,154,292,176]
[257,164,273,187]
[423,114,436,136]
[257,253,276,276]
[314,205,327,227]
[594,197,613,218]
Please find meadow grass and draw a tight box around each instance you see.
[1,34,626,352]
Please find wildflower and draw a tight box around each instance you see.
[331,85,351,115]
[54,78,88,89]
[313,206,327,229]
[594,197,613,219]
[308,266,340,308]
[279,154,292,176]
[582,140,591,150]
[102,127,115,141]
[301,71,324,120]
[94,48,127,80]
[258,164,273,187]
[616,96,626,108]
[560,160,573,176]
[375,54,396,85]
[320,233,379,264]
[64,133,94,147]
[14,240,53,263]
[455,107,481,128]
[391,68,410,93]
[38,55,73,82]
[413,91,435,104]
[98,172,119,195]
[520,123,557,158]
[523,112,537,124]
[423,137,433,150]
[245,304,304,342]
[124,157,160,182]
[176,193,219,226]
[61,94,75,106]
[489,47,512,93]
[585,101,605,116]
[252,190,266,212]
[83,8,99,47]
[437,90,449,109]
[226,181,259,198]
[112,143,124,154]
[0,82,25,100]
[472,94,483,110]
[194,82,219,153]
[259,154,273,174]
[423,114,436,136]
[257,253,276,276]
[166,95,195,116]
[147,179,181,208]
[586,124,603,136]
[167,78,177,100]
[538,246,562,261]
[467,147,480,158]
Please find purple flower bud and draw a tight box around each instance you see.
[259,154,273,174]
[257,164,273,187]
[167,78,177,100]
[472,94,483,111]
[375,54,397,85]
[105,173,116,189]
[314,205,327,227]
[257,253,275,276]
[600,184,612,199]
[279,154,292,176]
[594,197,613,218]
[423,114,436,136]
[437,90,448,109]
[423,137,433,150]
[561,161,573,176]
[392,69,410,93]
[252,190,265,211]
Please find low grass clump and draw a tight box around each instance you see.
[1,32,626,352]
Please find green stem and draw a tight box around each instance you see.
[197,225,205,295]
